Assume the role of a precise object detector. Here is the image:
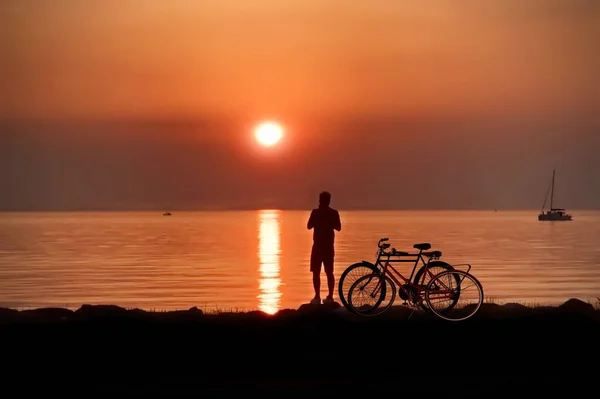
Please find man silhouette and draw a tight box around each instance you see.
[307,191,341,305]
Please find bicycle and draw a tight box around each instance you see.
[346,239,484,321]
[338,238,455,312]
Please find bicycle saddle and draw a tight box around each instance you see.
[413,243,431,251]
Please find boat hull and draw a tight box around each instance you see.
[538,212,572,221]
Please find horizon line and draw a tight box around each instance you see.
[0,207,594,212]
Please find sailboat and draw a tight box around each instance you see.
[538,169,572,221]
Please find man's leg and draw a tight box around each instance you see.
[310,248,322,303]
[323,254,335,303]
[312,270,321,297]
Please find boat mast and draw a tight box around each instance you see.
[550,169,555,210]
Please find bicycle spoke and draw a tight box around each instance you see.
[348,273,396,316]
[425,270,484,321]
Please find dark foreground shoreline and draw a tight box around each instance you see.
[2,299,599,396]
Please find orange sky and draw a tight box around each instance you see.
[1,1,599,211]
[2,0,598,121]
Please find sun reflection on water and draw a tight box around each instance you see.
[257,210,282,314]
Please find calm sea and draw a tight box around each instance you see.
[1,210,599,314]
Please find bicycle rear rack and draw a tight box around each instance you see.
[450,263,472,274]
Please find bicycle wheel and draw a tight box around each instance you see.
[338,262,380,310]
[347,273,396,316]
[413,261,456,311]
[424,270,484,322]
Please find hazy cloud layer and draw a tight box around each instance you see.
[1,1,598,210]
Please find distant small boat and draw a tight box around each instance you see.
[163,212,172,216]
[538,169,572,221]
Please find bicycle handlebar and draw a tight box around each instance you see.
[376,238,440,258]
[378,243,409,256]
[378,238,389,245]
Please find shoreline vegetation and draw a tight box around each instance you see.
[2,299,598,396]
[1,297,600,323]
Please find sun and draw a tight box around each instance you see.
[254,121,284,147]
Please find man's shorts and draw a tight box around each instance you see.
[310,245,335,273]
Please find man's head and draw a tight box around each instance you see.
[319,191,331,207]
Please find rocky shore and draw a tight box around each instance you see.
[2,298,598,396]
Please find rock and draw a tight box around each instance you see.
[298,301,342,313]
[483,302,534,319]
[0,307,20,323]
[188,306,203,314]
[126,308,156,321]
[558,298,596,314]
[159,308,205,322]
[502,302,531,312]
[74,304,129,320]
[21,307,74,322]
[274,308,297,318]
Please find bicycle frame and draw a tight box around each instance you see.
[361,241,440,302]
[372,244,441,286]
[375,259,427,302]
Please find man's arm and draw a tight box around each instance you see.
[334,210,341,232]
[307,210,315,230]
